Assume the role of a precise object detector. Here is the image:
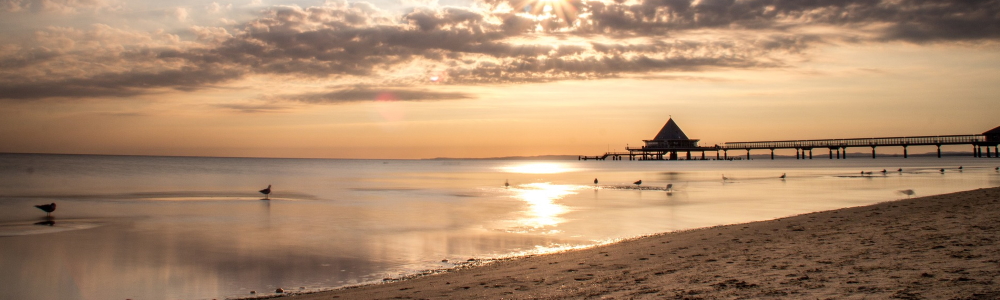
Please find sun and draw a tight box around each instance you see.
[513,0,581,24]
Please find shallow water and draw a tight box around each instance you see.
[1,153,998,300]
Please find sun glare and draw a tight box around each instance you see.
[511,182,576,228]
[501,163,573,174]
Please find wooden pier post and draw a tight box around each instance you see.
[903,145,908,158]
[701,151,705,160]
[836,148,841,159]
[871,146,876,159]
[809,149,813,159]
[842,147,847,159]
[724,150,728,160]
[770,149,775,160]
[829,148,834,159]
[716,151,720,160]
[937,144,942,158]
[795,148,800,160]
[746,149,751,160]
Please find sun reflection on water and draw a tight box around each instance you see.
[509,182,578,231]
[501,162,574,174]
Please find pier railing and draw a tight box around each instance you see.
[722,135,986,150]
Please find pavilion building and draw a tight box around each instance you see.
[626,118,719,160]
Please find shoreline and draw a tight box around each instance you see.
[270,186,1000,299]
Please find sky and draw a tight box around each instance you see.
[1,0,998,159]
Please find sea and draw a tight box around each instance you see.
[1,153,998,300]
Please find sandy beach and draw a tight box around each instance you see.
[275,186,1000,299]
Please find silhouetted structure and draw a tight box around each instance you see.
[583,120,1000,160]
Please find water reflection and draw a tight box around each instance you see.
[509,183,576,231]
[501,163,574,174]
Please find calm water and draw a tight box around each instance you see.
[1,153,998,300]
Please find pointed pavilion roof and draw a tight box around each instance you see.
[984,125,1000,135]
[652,118,691,141]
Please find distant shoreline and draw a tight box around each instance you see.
[0,151,986,161]
[275,186,1000,300]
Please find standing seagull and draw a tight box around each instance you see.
[665,183,673,192]
[35,203,56,217]
[722,174,729,181]
[594,178,599,185]
[505,179,510,188]
[633,180,642,187]
[779,173,786,179]
[259,185,272,200]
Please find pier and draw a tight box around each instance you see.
[583,120,1000,161]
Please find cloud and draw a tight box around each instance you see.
[214,102,290,113]
[2,0,999,101]
[0,0,114,13]
[277,86,474,104]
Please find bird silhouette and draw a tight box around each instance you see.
[259,185,271,200]
[505,179,510,188]
[940,168,945,174]
[665,183,673,191]
[594,178,598,185]
[779,173,786,179]
[897,189,915,198]
[898,168,903,173]
[35,203,56,217]
[881,169,887,174]
[633,180,642,187]
[995,166,999,171]
[722,174,729,181]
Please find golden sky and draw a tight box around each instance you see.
[1,0,998,158]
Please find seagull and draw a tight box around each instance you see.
[259,185,271,200]
[996,167,999,171]
[633,180,642,187]
[940,168,945,174]
[958,166,963,170]
[860,171,865,176]
[594,178,598,185]
[505,179,510,188]
[666,183,673,191]
[35,203,56,217]
[780,173,786,179]
[722,174,729,181]
[898,168,903,173]
[897,189,915,198]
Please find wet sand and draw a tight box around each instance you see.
[281,187,1000,299]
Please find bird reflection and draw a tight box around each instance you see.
[34,220,55,226]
